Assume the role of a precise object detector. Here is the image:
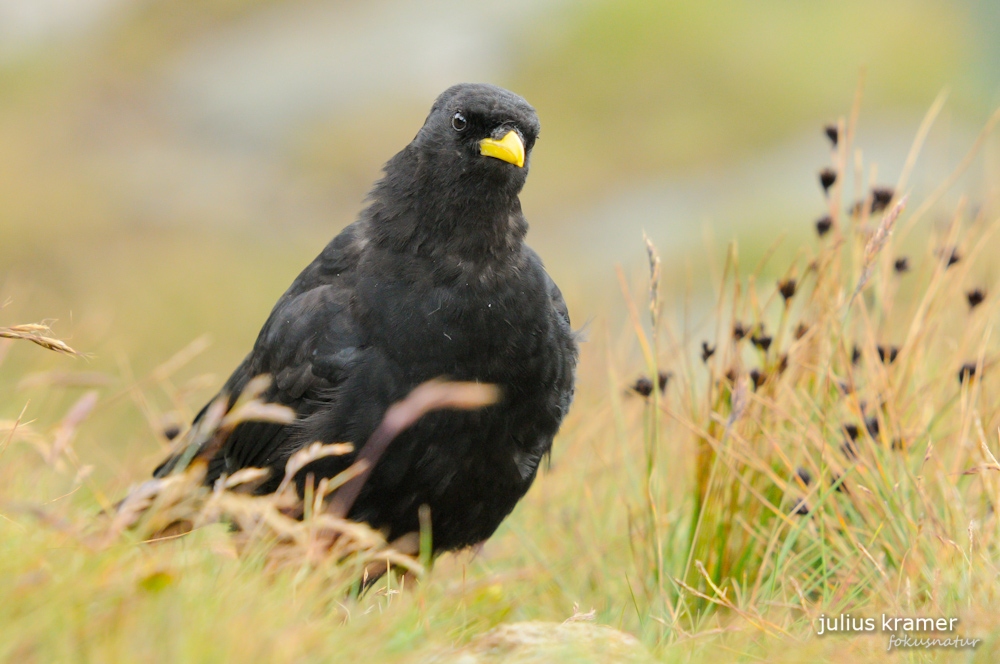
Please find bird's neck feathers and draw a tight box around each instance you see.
[365,147,528,263]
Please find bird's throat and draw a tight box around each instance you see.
[367,153,527,263]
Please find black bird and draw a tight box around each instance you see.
[156,83,577,554]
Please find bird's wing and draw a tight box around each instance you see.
[545,269,571,330]
[524,245,571,329]
[165,223,368,482]
[522,246,577,427]
[229,284,361,471]
[227,223,369,472]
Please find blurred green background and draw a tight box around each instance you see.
[2,0,998,482]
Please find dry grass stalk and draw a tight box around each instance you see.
[846,194,907,312]
[0,322,82,357]
[94,377,498,587]
[329,379,499,518]
[274,441,354,498]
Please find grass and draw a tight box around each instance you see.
[3,94,1000,663]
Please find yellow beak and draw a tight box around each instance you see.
[479,130,525,168]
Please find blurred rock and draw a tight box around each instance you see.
[427,621,654,664]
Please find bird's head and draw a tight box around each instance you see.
[412,83,540,196]
[368,84,540,258]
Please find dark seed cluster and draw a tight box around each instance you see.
[796,467,812,486]
[658,371,671,390]
[941,247,961,268]
[751,333,772,352]
[631,376,654,396]
[877,345,899,364]
[815,215,833,237]
[824,124,839,147]
[778,278,797,302]
[865,415,879,438]
[776,354,789,374]
[701,341,716,362]
[630,371,671,397]
[819,168,837,194]
[870,187,894,213]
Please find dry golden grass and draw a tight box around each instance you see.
[0,322,81,357]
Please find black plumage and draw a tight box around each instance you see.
[156,84,577,554]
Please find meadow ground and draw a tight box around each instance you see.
[3,99,1000,663]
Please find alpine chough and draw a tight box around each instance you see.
[155,83,577,554]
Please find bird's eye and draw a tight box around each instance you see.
[451,112,467,132]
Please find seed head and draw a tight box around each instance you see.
[776,354,789,374]
[870,187,895,213]
[701,341,716,362]
[940,247,961,268]
[815,215,833,237]
[657,371,671,391]
[751,334,772,352]
[778,278,797,302]
[877,345,899,364]
[796,467,813,486]
[631,377,654,397]
[819,168,837,195]
[824,124,838,147]
[958,363,977,385]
